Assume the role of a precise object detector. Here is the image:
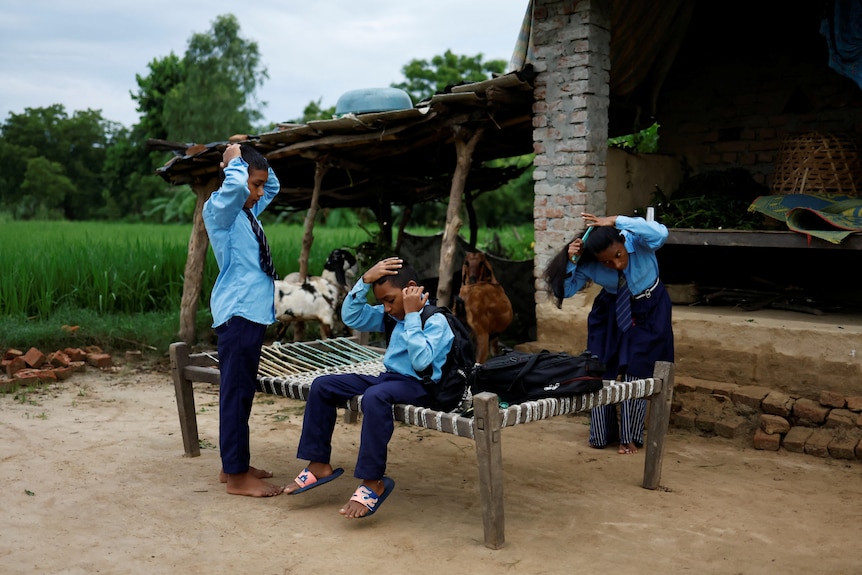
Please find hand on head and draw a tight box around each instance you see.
[362,257,402,284]
[401,284,428,314]
[581,212,616,228]
[220,143,242,169]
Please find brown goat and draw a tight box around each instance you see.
[458,251,513,364]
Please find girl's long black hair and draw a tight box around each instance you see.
[542,226,625,308]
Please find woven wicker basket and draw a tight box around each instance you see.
[772,132,862,196]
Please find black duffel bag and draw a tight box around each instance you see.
[468,349,605,404]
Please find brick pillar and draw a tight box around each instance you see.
[531,0,611,289]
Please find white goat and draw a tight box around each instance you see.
[273,249,358,341]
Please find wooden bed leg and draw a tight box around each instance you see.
[170,342,201,457]
[643,361,675,489]
[472,391,505,549]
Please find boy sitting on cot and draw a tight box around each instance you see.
[283,256,454,518]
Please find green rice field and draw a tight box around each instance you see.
[0,220,533,353]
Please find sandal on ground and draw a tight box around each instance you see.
[289,467,344,494]
[348,477,395,518]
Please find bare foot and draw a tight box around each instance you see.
[219,465,273,484]
[339,479,385,519]
[618,443,638,455]
[224,471,283,497]
[283,462,337,495]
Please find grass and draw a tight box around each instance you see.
[0,220,534,358]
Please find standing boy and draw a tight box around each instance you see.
[203,143,283,497]
[283,257,454,518]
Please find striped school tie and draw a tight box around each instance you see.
[616,270,632,332]
[243,208,278,280]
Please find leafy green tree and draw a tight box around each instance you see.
[132,53,185,142]
[162,14,268,143]
[17,157,76,219]
[0,105,113,219]
[290,98,337,123]
[392,49,507,104]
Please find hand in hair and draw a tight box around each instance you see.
[220,143,241,169]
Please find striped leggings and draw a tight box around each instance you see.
[588,375,647,447]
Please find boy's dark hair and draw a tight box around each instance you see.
[240,144,270,172]
[374,260,419,289]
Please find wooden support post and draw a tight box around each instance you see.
[472,391,505,549]
[437,125,484,308]
[643,360,675,489]
[178,176,219,344]
[299,160,328,282]
[170,342,201,457]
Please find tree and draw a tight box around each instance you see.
[290,98,336,124]
[0,105,113,219]
[162,14,268,143]
[17,157,76,219]
[392,49,507,104]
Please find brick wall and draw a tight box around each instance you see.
[655,8,862,189]
[531,0,611,287]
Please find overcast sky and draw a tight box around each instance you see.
[0,1,529,129]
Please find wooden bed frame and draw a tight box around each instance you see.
[169,338,675,549]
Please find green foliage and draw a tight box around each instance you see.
[0,221,533,352]
[644,168,770,230]
[609,122,660,153]
[162,14,267,143]
[0,105,116,219]
[290,98,337,124]
[131,53,185,141]
[392,49,507,104]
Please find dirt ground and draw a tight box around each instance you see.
[1,362,860,575]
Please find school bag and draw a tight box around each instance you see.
[384,303,476,412]
[467,349,605,405]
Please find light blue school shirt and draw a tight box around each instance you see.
[563,215,668,297]
[203,156,280,328]
[341,280,454,382]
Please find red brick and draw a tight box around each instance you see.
[21,347,47,368]
[762,391,794,417]
[5,356,27,377]
[753,428,781,451]
[792,398,830,425]
[820,390,846,408]
[86,353,112,368]
[47,350,71,368]
[731,386,771,409]
[825,409,856,428]
[715,415,750,439]
[846,396,862,413]
[672,410,697,430]
[828,430,862,460]
[63,348,87,362]
[696,414,717,433]
[3,348,23,360]
[760,414,790,435]
[804,429,833,458]
[783,427,813,453]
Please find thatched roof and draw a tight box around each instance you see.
[150,66,537,214]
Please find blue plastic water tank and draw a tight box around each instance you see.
[335,87,413,116]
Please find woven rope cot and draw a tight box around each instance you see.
[772,132,862,196]
[252,336,660,439]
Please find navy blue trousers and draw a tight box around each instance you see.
[215,316,267,474]
[586,281,674,447]
[296,371,429,480]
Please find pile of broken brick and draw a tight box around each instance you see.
[1,346,113,391]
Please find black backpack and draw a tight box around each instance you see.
[468,349,605,405]
[384,304,476,412]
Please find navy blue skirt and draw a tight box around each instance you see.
[586,280,674,380]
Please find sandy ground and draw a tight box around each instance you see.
[1,362,860,575]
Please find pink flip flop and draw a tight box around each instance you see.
[289,467,344,494]
[347,477,395,517]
